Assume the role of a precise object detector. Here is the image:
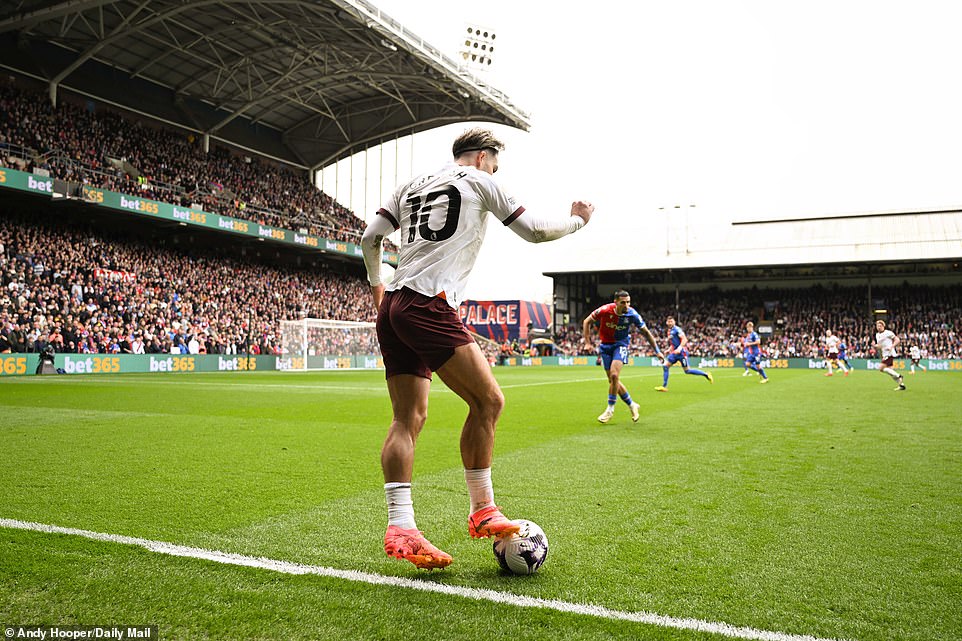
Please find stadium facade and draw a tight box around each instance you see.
[547,206,962,331]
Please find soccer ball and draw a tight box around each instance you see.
[492,520,549,575]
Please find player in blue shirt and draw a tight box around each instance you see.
[837,338,853,374]
[741,344,755,376]
[655,316,713,391]
[583,291,663,423]
[743,321,769,383]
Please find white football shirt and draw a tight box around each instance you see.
[875,329,898,358]
[377,162,522,308]
[825,334,840,353]
[909,345,921,359]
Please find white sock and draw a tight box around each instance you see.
[384,482,416,530]
[882,367,900,381]
[464,468,495,514]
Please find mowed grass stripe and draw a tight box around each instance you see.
[1,368,959,641]
[1,376,387,394]
[0,518,850,641]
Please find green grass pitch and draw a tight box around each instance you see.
[1,367,960,640]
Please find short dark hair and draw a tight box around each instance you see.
[452,128,505,158]
[613,290,629,300]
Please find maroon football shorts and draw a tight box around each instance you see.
[881,356,894,368]
[377,287,474,379]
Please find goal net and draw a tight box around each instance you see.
[278,318,380,371]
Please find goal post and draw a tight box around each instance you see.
[278,319,380,371]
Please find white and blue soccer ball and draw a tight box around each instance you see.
[492,520,549,575]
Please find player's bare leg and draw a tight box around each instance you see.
[436,343,520,539]
[597,362,621,422]
[382,374,452,568]
[602,360,639,421]
[382,374,430,483]
[436,342,503,470]
[607,361,624,398]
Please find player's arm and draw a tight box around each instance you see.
[675,331,688,354]
[504,201,593,243]
[360,210,398,309]
[640,326,665,363]
[581,312,597,351]
[892,334,901,350]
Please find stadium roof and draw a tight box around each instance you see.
[0,0,530,169]
[543,206,962,278]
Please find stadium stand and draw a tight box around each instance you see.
[553,286,962,359]
[0,80,396,251]
[5,200,957,360]
[0,207,375,356]
[0,0,532,369]
[0,21,955,365]
[0,78,395,250]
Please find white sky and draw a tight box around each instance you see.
[322,0,962,302]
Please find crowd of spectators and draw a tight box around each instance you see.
[552,285,961,360]
[2,186,960,361]
[0,77,396,250]
[300,324,381,357]
[0,208,376,356]
[4,77,958,362]
[3,200,960,361]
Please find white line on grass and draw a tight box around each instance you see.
[2,374,635,393]
[1,518,849,641]
[498,375,612,389]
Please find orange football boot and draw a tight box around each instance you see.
[384,525,452,569]
[468,505,521,539]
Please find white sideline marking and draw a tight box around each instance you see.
[1,518,849,641]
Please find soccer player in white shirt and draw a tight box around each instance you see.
[361,127,593,569]
[823,329,842,376]
[908,344,926,374]
[822,329,848,376]
[874,319,905,391]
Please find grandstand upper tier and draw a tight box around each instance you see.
[0,0,530,169]
[0,78,396,249]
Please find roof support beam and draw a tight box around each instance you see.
[3,0,528,167]
[49,0,151,104]
[207,53,315,132]
[0,0,119,34]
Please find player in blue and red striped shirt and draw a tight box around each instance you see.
[583,290,664,424]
